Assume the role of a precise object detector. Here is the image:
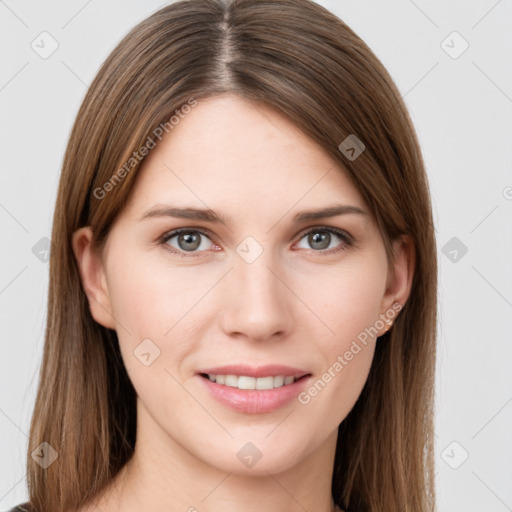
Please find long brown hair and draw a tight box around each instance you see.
[26,1,437,510]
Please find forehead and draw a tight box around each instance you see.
[123,94,368,221]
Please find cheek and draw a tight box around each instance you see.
[103,251,191,375]
[105,249,200,335]
[104,260,195,416]
[291,255,386,413]
[294,254,388,344]
[104,248,225,390]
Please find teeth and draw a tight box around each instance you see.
[206,374,299,390]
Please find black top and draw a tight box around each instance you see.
[6,504,32,512]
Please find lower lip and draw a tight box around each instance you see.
[197,374,312,414]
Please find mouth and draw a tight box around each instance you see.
[196,364,312,414]
[199,373,310,390]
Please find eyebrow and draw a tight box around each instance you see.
[139,203,369,225]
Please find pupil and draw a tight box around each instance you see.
[179,232,200,251]
[310,231,330,250]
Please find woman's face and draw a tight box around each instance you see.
[74,94,411,476]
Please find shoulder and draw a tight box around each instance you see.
[5,504,32,512]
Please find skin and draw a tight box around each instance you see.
[72,94,414,512]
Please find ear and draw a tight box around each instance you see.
[71,226,116,330]
[378,234,415,335]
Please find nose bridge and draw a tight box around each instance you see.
[220,240,292,340]
[235,249,278,297]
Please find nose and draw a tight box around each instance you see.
[218,249,294,343]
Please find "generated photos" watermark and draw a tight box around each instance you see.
[298,302,402,405]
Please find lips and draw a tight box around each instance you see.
[196,364,310,379]
[196,364,312,414]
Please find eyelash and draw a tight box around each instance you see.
[158,226,354,258]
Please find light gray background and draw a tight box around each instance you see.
[1,1,511,510]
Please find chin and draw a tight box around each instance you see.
[198,435,308,476]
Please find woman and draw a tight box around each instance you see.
[11,0,438,511]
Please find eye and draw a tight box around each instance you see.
[160,228,216,257]
[159,226,353,258]
[294,226,353,254]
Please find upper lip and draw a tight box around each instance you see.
[197,364,311,379]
